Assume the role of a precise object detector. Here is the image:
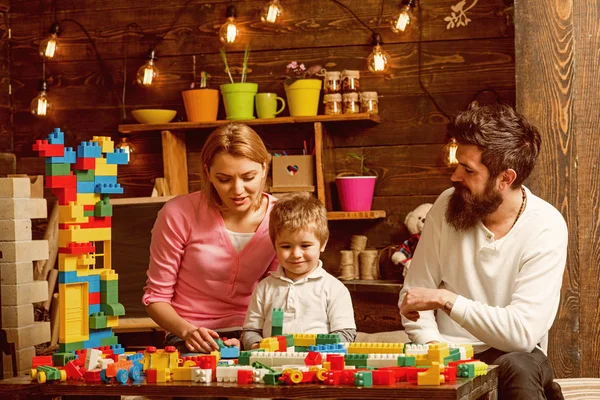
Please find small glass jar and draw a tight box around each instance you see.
[324,71,342,94]
[360,91,379,115]
[341,70,360,92]
[343,92,360,114]
[323,93,343,115]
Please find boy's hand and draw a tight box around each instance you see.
[250,343,260,350]
[184,327,220,353]
[224,338,240,348]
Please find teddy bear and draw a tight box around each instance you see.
[391,203,433,277]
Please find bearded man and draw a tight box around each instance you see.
[398,102,566,400]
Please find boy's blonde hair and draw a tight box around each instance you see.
[269,192,329,245]
[200,123,271,211]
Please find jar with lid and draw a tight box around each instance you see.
[323,93,343,115]
[341,70,360,92]
[324,71,342,94]
[360,91,379,115]
[343,92,360,114]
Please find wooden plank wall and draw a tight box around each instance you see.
[8,0,517,349]
[516,0,600,379]
[0,0,14,174]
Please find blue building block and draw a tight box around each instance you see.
[48,128,65,145]
[83,328,113,349]
[77,142,102,158]
[46,147,76,164]
[89,304,100,313]
[106,149,129,165]
[308,343,346,353]
[220,346,240,359]
[111,344,125,355]
[58,272,101,287]
[94,183,123,194]
[77,181,96,193]
[94,175,118,186]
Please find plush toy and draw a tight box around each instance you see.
[391,203,433,277]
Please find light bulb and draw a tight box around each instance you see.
[39,23,60,59]
[30,81,51,117]
[220,6,240,44]
[367,34,391,73]
[115,136,134,162]
[442,138,459,167]
[391,1,416,34]
[261,0,283,25]
[136,50,159,87]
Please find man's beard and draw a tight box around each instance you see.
[446,180,503,231]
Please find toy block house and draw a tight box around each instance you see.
[0,177,50,377]
[32,129,128,357]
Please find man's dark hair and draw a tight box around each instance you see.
[447,102,542,188]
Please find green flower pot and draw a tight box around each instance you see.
[284,79,322,116]
[220,83,259,120]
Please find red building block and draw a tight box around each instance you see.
[304,352,322,366]
[323,370,341,386]
[59,242,96,254]
[84,369,102,383]
[326,354,345,370]
[80,217,112,229]
[340,369,356,385]
[46,174,77,189]
[444,365,457,382]
[274,336,287,352]
[237,369,253,384]
[55,187,78,205]
[146,369,158,383]
[32,356,54,368]
[372,369,395,386]
[33,140,65,157]
[75,157,96,170]
[64,360,84,380]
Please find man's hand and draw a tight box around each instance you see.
[399,287,457,322]
[223,338,241,349]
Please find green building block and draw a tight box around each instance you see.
[75,169,95,182]
[316,333,341,345]
[100,335,119,346]
[215,338,226,350]
[398,355,416,367]
[271,326,283,336]
[58,342,84,353]
[294,346,309,352]
[285,334,294,347]
[457,363,476,378]
[94,197,112,217]
[100,302,125,316]
[84,210,95,217]
[238,351,252,365]
[46,163,71,176]
[52,352,76,367]
[354,371,373,387]
[100,280,119,304]
[89,312,108,329]
[263,373,282,385]
[345,354,368,368]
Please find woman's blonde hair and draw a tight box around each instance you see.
[269,192,329,245]
[201,123,270,210]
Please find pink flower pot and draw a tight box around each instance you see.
[335,176,377,211]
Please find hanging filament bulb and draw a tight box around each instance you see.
[219,5,240,44]
[367,33,391,73]
[442,137,459,167]
[30,81,51,117]
[39,23,60,59]
[136,50,159,87]
[391,0,416,34]
[261,0,283,25]
[115,135,134,162]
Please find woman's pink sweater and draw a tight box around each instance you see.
[142,191,278,330]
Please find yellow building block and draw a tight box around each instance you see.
[428,343,450,364]
[95,158,117,176]
[106,316,118,328]
[416,354,430,367]
[59,282,89,344]
[210,351,220,362]
[59,203,88,224]
[100,270,119,280]
[418,362,445,386]
[58,226,111,247]
[143,348,179,371]
[76,193,101,206]
[293,333,317,347]
[77,254,96,268]
[171,366,193,381]
[92,136,114,153]
[347,342,404,355]
[259,337,279,352]
[460,344,474,359]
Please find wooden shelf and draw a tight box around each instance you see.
[327,210,386,220]
[118,113,380,133]
[342,280,403,294]
[110,196,175,205]
[112,317,162,333]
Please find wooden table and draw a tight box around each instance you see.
[0,366,497,399]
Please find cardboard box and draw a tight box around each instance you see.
[272,155,315,188]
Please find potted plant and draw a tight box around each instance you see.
[220,45,257,120]
[284,61,323,116]
[181,57,219,122]
[335,151,377,212]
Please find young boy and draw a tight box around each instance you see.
[241,192,356,349]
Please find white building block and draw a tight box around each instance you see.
[0,220,32,241]
[0,261,34,285]
[1,280,49,306]
[0,199,47,219]
[0,178,30,198]
[85,348,103,370]
[192,368,212,383]
[1,304,34,327]
[4,321,50,348]
[0,240,48,263]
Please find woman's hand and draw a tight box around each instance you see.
[183,327,220,353]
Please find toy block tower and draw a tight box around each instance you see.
[33,128,129,355]
[0,177,51,377]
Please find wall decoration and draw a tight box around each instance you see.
[444,0,478,29]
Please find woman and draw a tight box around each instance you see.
[143,123,277,353]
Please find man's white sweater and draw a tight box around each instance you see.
[399,186,568,354]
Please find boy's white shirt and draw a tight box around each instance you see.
[243,260,356,338]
